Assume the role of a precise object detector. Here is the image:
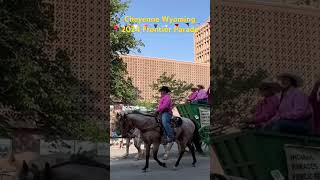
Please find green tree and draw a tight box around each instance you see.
[110,0,144,104]
[0,0,103,141]
[211,58,268,135]
[151,73,194,106]
[135,100,157,111]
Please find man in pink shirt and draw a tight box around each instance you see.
[187,87,198,102]
[155,86,173,144]
[250,81,280,126]
[264,73,313,134]
[195,85,208,104]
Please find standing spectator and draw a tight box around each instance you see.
[310,80,320,135]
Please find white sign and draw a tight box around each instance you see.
[285,145,320,180]
[199,107,210,127]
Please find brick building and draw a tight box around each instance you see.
[211,0,320,93]
[122,55,210,101]
[194,19,211,64]
[210,0,320,175]
[49,0,110,128]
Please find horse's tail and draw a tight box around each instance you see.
[191,120,204,154]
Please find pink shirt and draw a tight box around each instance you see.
[254,95,280,124]
[195,89,208,100]
[272,87,313,121]
[188,92,198,101]
[156,94,173,114]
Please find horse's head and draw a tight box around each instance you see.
[116,112,134,138]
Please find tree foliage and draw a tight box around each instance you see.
[211,58,268,133]
[151,73,194,107]
[135,100,157,111]
[0,0,104,141]
[110,0,144,104]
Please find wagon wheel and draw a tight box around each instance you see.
[199,125,211,152]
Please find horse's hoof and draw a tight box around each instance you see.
[192,164,196,167]
[142,168,148,173]
[161,163,167,168]
[172,166,178,171]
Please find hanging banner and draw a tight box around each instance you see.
[284,144,320,180]
[198,107,210,127]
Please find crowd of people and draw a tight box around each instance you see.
[247,73,320,135]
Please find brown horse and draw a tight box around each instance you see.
[117,111,203,172]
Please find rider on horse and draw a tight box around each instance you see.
[155,86,174,145]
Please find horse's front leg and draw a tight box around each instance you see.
[142,143,151,172]
[153,142,166,168]
[122,138,130,159]
[134,137,142,160]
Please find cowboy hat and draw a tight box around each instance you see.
[258,80,281,93]
[191,87,198,90]
[197,85,205,89]
[159,86,171,93]
[277,72,303,87]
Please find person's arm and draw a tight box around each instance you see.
[254,98,279,124]
[281,92,311,119]
[188,92,197,101]
[156,96,170,113]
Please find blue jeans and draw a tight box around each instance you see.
[263,117,312,134]
[161,112,173,139]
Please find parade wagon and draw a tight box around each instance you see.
[212,130,320,180]
[176,103,211,149]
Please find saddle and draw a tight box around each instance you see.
[155,115,183,137]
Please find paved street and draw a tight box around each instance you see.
[110,142,210,180]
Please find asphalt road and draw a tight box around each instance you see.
[110,143,210,180]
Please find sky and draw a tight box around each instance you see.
[121,0,210,62]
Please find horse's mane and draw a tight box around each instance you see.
[128,110,155,118]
